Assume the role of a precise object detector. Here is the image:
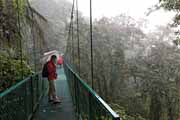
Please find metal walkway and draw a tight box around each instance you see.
[33,68,76,120]
[0,64,120,120]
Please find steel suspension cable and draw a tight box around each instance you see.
[71,3,75,65]
[30,9,37,72]
[76,0,80,75]
[16,0,23,79]
[68,0,75,65]
[90,0,94,89]
[67,19,72,63]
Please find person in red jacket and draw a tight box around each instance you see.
[47,55,61,103]
[57,54,63,67]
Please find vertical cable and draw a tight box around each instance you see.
[17,1,27,118]
[72,11,74,65]
[31,9,36,72]
[67,0,75,64]
[71,0,75,66]
[90,0,94,89]
[75,0,81,115]
[16,0,23,79]
[67,20,72,64]
[76,0,80,75]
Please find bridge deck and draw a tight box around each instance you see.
[33,68,76,120]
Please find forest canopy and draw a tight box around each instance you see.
[1,0,180,120]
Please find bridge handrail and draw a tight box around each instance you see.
[0,72,48,120]
[64,62,120,120]
[0,77,30,98]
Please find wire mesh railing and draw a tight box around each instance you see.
[0,73,48,120]
[64,62,120,120]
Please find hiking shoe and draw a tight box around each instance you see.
[53,99,61,104]
[48,96,53,102]
[48,99,53,102]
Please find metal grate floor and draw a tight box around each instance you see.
[33,68,76,120]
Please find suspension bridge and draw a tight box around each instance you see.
[0,0,120,120]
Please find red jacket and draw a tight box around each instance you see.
[47,60,57,80]
[58,55,63,65]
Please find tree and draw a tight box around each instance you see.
[0,0,48,91]
[159,0,180,45]
[31,0,72,52]
[159,0,180,26]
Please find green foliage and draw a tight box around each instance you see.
[160,0,180,11]
[12,0,25,16]
[159,0,180,45]
[110,103,146,120]
[0,0,47,74]
[1,0,5,7]
[66,11,180,119]
[0,52,33,92]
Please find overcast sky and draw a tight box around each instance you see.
[54,0,175,29]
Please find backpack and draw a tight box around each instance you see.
[42,62,49,78]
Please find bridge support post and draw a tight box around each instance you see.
[88,92,93,120]
[24,81,28,120]
[30,76,35,113]
[74,75,80,118]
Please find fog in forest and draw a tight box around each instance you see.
[1,0,180,119]
[30,0,180,119]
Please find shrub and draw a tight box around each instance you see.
[0,52,32,92]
